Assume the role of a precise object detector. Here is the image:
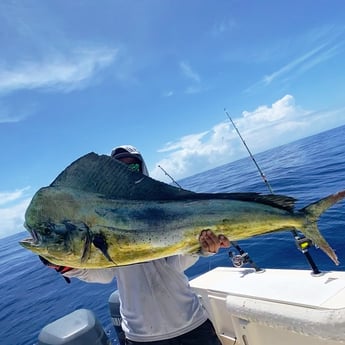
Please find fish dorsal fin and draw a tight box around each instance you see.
[50,152,196,200]
[51,153,296,211]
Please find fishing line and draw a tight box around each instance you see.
[224,109,321,274]
[158,165,183,189]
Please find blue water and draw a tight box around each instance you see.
[1,125,345,345]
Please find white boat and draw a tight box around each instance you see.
[190,266,345,345]
[37,264,345,345]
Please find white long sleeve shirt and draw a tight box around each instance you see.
[64,255,208,342]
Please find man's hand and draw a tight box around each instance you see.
[199,229,230,254]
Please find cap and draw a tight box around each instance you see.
[110,145,149,176]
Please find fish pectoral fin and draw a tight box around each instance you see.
[81,228,92,263]
[92,233,116,264]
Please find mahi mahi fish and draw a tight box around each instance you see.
[20,152,345,268]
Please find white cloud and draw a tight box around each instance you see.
[242,94,300,121]
[0,188,30,206]
[246,25,345,92]
[179,61,201,83]
[0,112,28,124]
[0,100,36,123]
[162,90,174,97]
[178,61,207,95]
[262,43,332,85]
[151,95,344,183]
[0,188,32,239]
[0,46,118,93]
[211,19,236,36]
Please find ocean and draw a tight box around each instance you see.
[1,124,345,345]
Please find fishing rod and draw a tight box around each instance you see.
[158,165,183,189]
[225,110,274,193]
[224,109,321,275]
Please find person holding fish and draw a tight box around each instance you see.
[41,145,230,345]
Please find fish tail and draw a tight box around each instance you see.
[299,190,345,265]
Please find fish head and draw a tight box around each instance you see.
[20,220,92,267]
[19,187,92,267]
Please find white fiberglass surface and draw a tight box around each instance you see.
[190,267,345,308]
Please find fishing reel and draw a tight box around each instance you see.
[229,251,250,268]
[295,236,313,253]
[228,241,263,272]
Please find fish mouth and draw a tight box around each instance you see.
[19,226,41,249]
[19,238,38,249]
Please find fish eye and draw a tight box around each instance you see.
[39,223,53,235]
[42,227,52,235]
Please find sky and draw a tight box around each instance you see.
[1,0,345,239]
